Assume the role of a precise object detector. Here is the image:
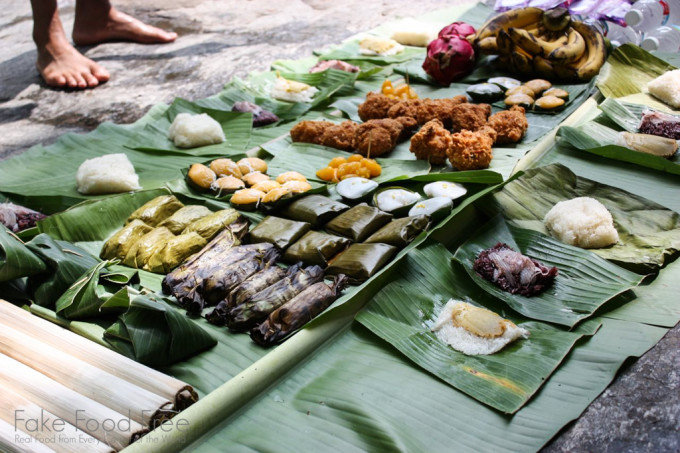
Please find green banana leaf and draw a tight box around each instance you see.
[357,241,600,413]
[489,164,680,272]
[270,56,387,81]
[0,226,46,282]
[453,216,644,327]
[104,290,217,367]
[316,41,425,65]
[130,98,254,155]
[598,97,648,132]
[25,234,100,308]
[596,43,677,107]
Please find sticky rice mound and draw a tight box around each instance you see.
[543,197,619,249]
[76,153,141,195]
[647,69,680,109]
[271,77,318,103]
[168,113,225,148]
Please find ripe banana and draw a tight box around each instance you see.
[533,55,556,79]
[507,27,569,57]
[473,7,544,44]
[477,36,498,54]
[547,27,586,63]
[551,21,606,82]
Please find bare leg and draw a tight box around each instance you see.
[72,0,177,46]
[31,0,110,88]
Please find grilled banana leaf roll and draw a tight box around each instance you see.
[249,216,311,250]
[325,203,393,242]
[158,205,213,234]
[205,264,288,325]
[279,195,349,228]
[127,195,184,227]
[251,274,349,346]
[227,264,324,332]
[100,219,153,260]
[122,227,175,269]
[283,231,351,267]
[326,242,397,283]
[186,244,280,316]
[364,215,430,247]
[146,232,207,274]
[182,208,245,241]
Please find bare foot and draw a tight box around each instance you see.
[37,37,110,89]
[72,8,177,46]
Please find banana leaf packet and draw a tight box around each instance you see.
[158,205,213,234]
[100,219,153,261]
[126,195,184,227]
[283,231,351,267]
[326,242,397,283]
[325,203,393,242]
[249,216,311,250]
[123,227,175,270]
[364,215,430,248]
[250,274,349,347]
[278,194,349,228]
[146,232,207,274]
[183,208,244,241]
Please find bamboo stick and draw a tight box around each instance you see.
[0,322,174,429]
[0,387,113,453]
[0,353,148,451]
[0,301,197,410]
[0,418,56,453]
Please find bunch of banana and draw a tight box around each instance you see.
[469,7,607,82]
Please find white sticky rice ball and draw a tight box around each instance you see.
[168,113,225,148]
[543,197,619,249]
[76,153,141,195]
[647,69,680,109]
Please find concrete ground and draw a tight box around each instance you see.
[0,1,678,451]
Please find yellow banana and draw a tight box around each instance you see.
[555,20,606,82]
[477,36,499,54]
[509,49,534,76]
[507,27,569,57]
[547,27,586,63]
[496,29,514,55]
[533,55,557,79]
[473,7,544,43]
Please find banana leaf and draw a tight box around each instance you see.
[596,43,677,108]
[316,41,425,65]
[357,242,599,413]
[0,226,46,282]
[104,290,217,367]
[453,216,644,327]
[129,98,254,155]
[489,164,680,272]
[270,56,386,81]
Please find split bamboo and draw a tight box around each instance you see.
[0,418,56,453]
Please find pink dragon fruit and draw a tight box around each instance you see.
[438,21,476,39]
[422,35,476,86]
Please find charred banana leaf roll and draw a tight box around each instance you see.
[279,195,349,228]
[227,264,324,332]
[283,231,351,267]
[251,274,349,346]
[158,205,213,234]
[186,244,280,316]
[364,215,430,247]
[162,228,242,300]
[326,242,397,282]
[100,219,153,260]
[146,232,207,274]
[123,227,175,269]
[183,208,245,241]
[249,216,311,250]
[127,195,184,227]
[206,264,288,325]
[325,203,393,242]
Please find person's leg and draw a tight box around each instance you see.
[32,0,110,88]
[72,0,177,46]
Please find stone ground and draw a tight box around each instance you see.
[0,0,678,451]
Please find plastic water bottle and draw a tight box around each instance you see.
[625,0,680,33]
[585,18,642,46]
[640,25,680,51]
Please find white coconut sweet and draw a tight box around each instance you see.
[168,113,225,148]
[543,197,619,249]
[75,153,141,195]
[375,188,420,213]
[431,299,529,356]
[423,181,467,200]
[271,77,318,103]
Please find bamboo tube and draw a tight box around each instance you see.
[0,323,174,429]
[0,418,56,453]
[0,387,113,453]
[0,301,197,410]
[0,353,148,451]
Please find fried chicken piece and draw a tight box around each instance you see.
[353,119,403,157]
[409,119,452,165]
[387,99,421,122]
[447,128,495,171]
[415,96,469,127]
[393,116,418,140]
[487,105,528,144]
[290,120,336,144]
[450,103,492,132]
[358,92,400,121]
[319,120,358,151]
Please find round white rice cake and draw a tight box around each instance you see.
[543,196,619,249]
[76,153,141,195]
[168,113,225,148]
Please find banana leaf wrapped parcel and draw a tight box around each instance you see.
[251,274,349,346]
[248,216,311,250]
[183,208,244,241]
[279,194,349,227]
[364,215,430,247]
[146,232,207,274]
[325,203,393,242]
[123,227,175,269]
[100,219,153,261]
[158,205,213,234]
[326,243,397,283]
[283,231,351,267]
[127,195,184,227]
